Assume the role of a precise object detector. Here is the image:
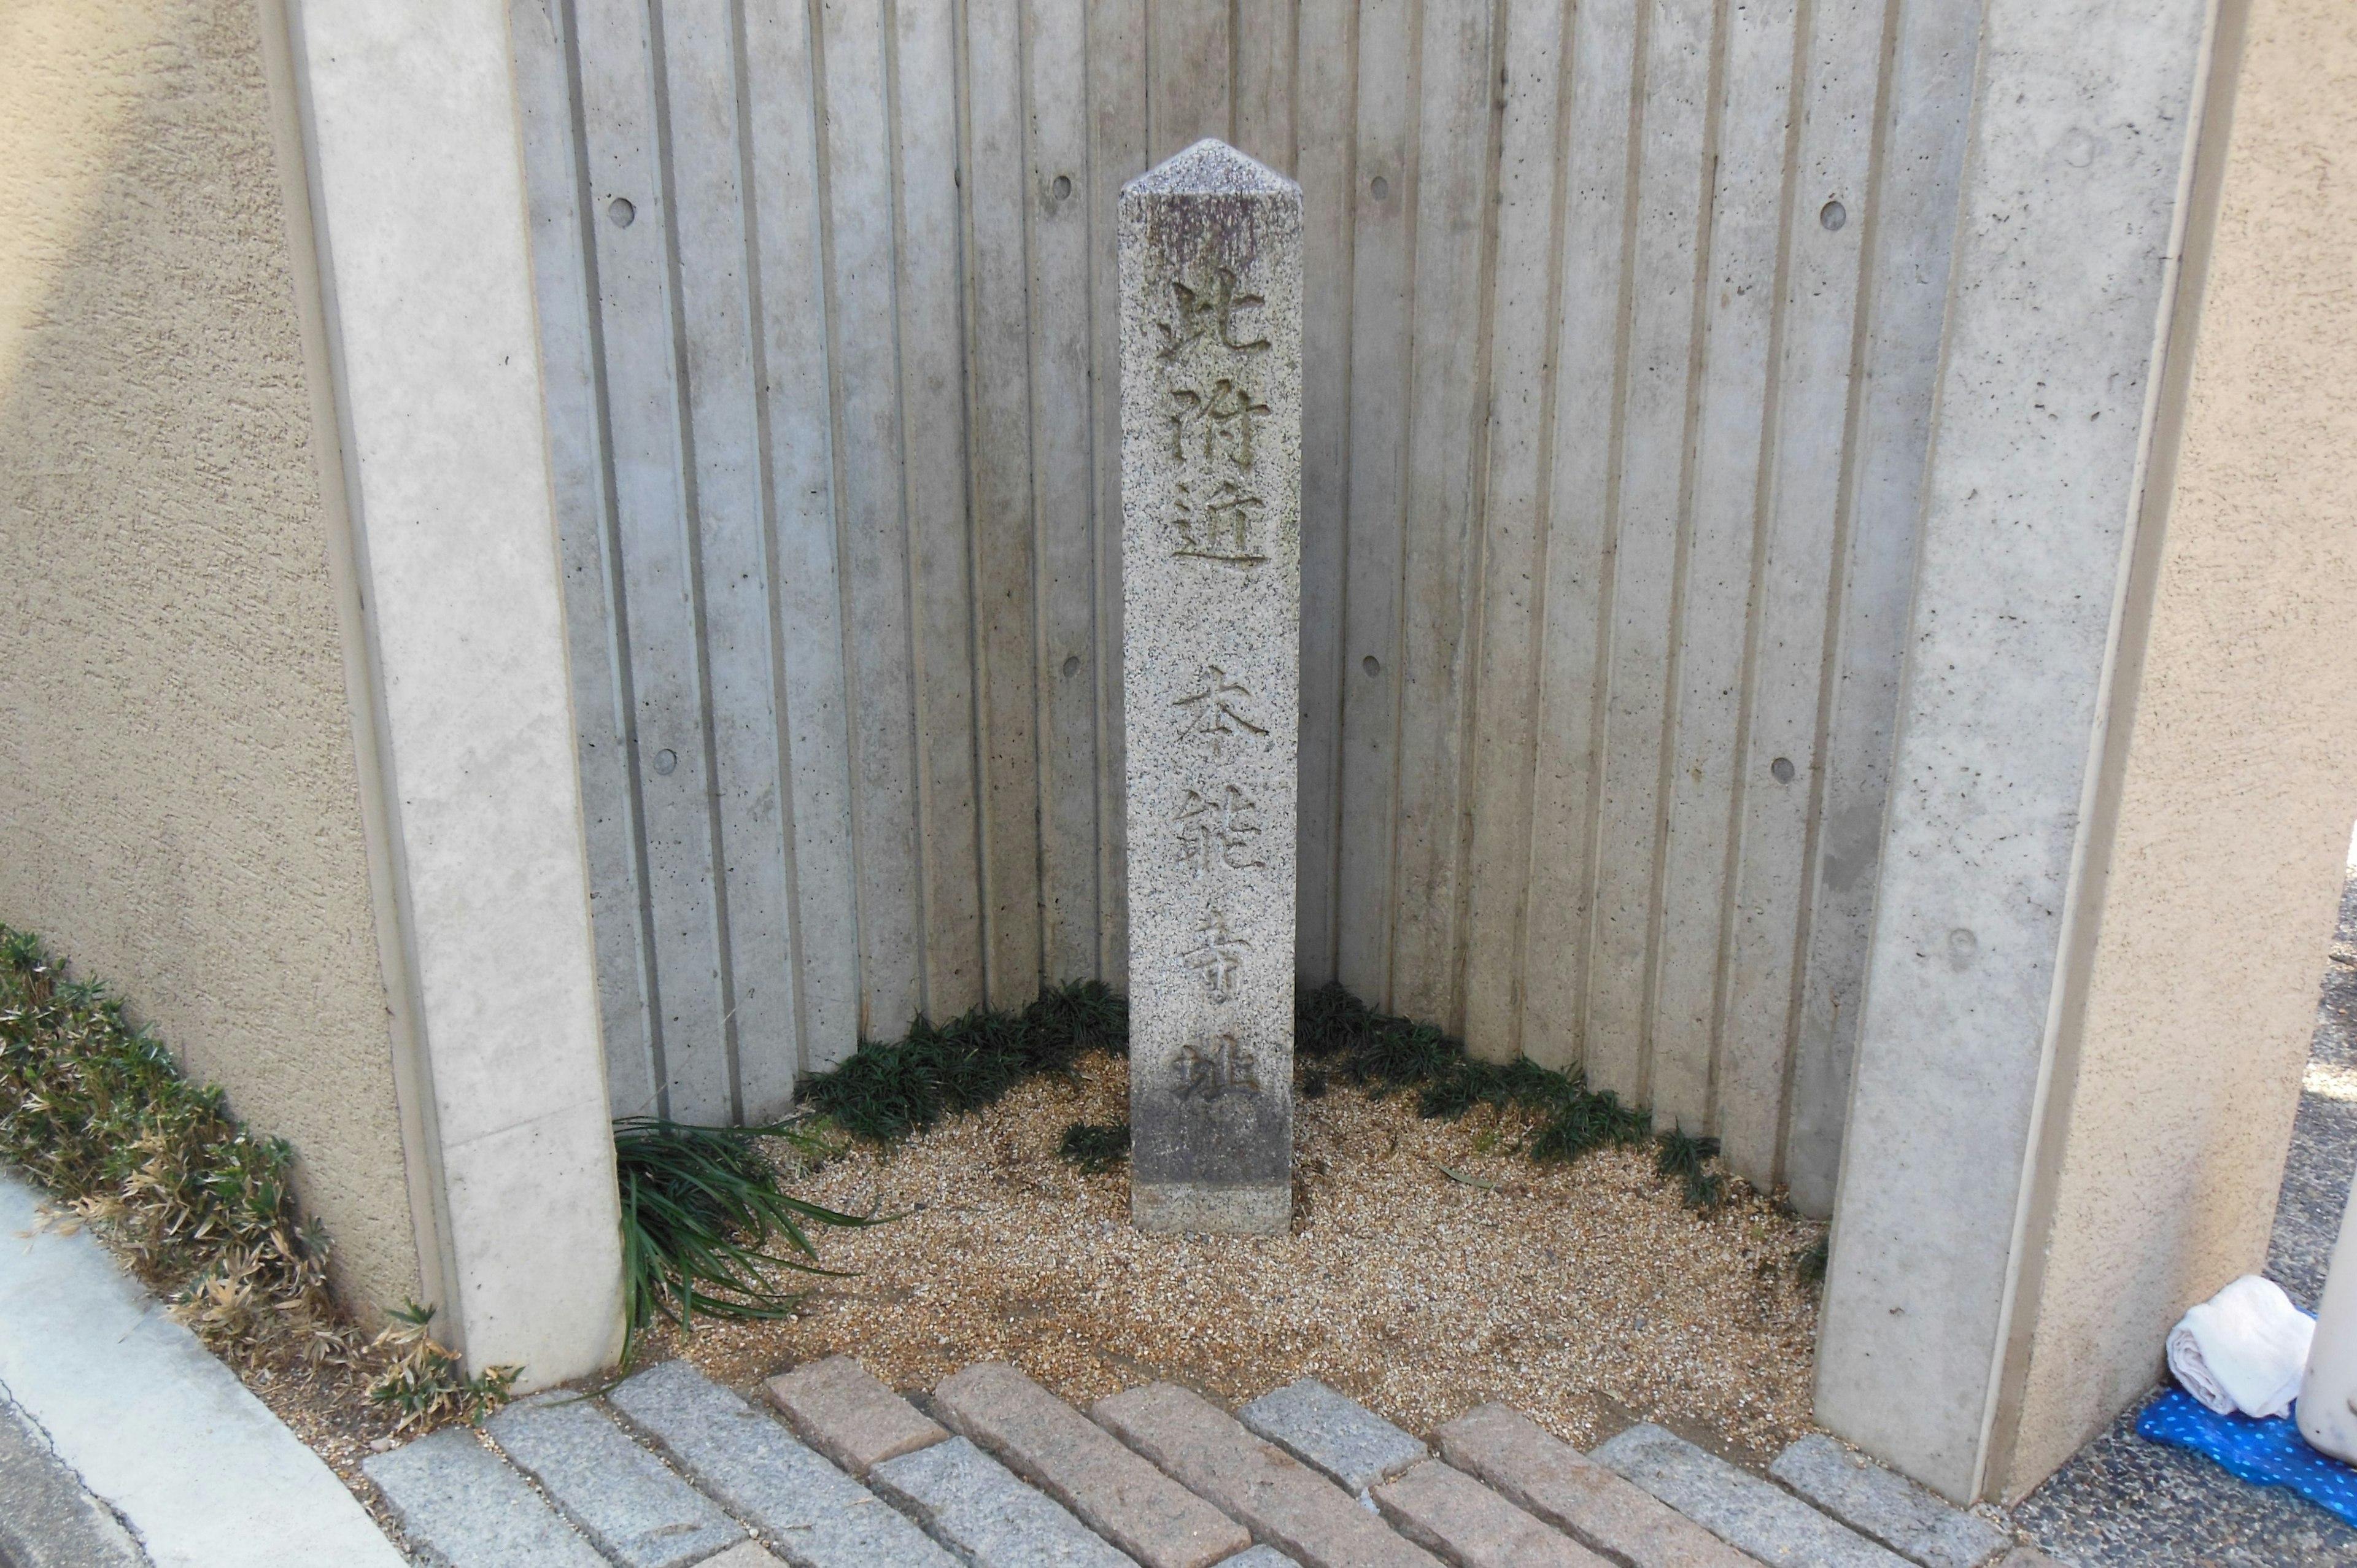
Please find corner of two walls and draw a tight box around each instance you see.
[1982,0,2357,1500]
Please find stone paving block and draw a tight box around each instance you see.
[870,1433,1139,1567]
[1221,1550,1302,1567]
[935,1361,1250,1568]
[1372,1458,1608,1568]
[1770,1435,2010,1568]
[363,1426,608,1568]
[1092,1382,1443,1568]
[1436,1404,1760,1568]
[1239,1378,1428,1497]
[702,1547,791,1568]
[1998,1551,2061,1568]
[1593,1424,1909,1568]
[608,1359,961,1568]
[766,1355,948,1477]
[489,1390,744,1568]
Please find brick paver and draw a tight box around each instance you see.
[1372,1458,1607,1568]
[1771,1435,2010,1568]
[935,1361,1250,1568]
[765,1356,948,1478]
[364,1426,608,1568]
[607,1359,959,1568]
[1593,1424,1909,1568]
[1239,1379,1427,1497]
[870,1434,1139,1567]
[1435,1404,1760,1568]
[487,1392,743,1568]
[1091,1382,1443,1568]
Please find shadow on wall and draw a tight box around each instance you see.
[0,0,418,1318]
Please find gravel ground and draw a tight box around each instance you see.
[659,1049,1827,1464]
[2016,875,2357,1567]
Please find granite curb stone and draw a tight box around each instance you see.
[1435,1404,1760,1568]
[487,1390,743,1568]
[1092,1382,1443,1568]
[935,1361,1252,1568]
[1770,1435,2010,1568]
[1595,1424,1909,1568]
[607,1359,959,1568]
[1240,1378,1428,1497]
[363,1426,607,1568]
[765,1356,949,1477]
[1372,1458,1608,1568]
[871,1433,1140,1567]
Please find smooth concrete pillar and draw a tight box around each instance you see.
[280,0,624,1385]
[1817,0,2215,1502]
[1819,0,2357,1502]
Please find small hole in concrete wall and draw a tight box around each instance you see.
[654,747,678,775]
[1062,654,1082,678]
[1819,199,1846,232]
[1370,176,1390,201]
[1771,756,1796,784]
[1363,654,1382,677]
[608,196,637,228]
[1052,174,1074,201]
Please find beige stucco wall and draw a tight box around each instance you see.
[0,0,419,1316]
[1985,0,2357,1498]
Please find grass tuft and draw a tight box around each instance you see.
[1653,1124,1727,1211]
[1795,1232,1830,1288]
[1294,983,1653,1164]
[0,925,359,1370]
[799,980,1126,1142]
[1058,1120,1131,1174]
[365,1302,519,1430]
[0,924,508,1423]
[613,1116,878,1359]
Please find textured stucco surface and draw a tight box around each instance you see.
[1992,0,2357,1499]
[0,0,417,1312]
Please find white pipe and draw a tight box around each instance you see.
[2299,1162,2357,1461]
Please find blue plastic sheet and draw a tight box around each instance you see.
[2137,1388,2357,1527]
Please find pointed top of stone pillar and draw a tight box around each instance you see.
[1124,137,1300,199]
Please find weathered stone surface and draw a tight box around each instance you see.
[363,1427,606,1568]
[871,1434,1136,1568]
[1221,1550,1304,1567]
[1239,1378,1426,1496]
[1092,1383,1439,1568]
[1436,1405,1759,1568]
[935,1361,1250,1568]
[764,1355,948,1477]
[1373,1458,1607,1568]
[606,1359,959,1568]
[1120,138,1304,1236]
[1770,1435,2009,1568]
[1997,1551,2061,1568]
[487,1390,742,1568]
[702,1547,792,1568]
[1593,1424,1906,1568]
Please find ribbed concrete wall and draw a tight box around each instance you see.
[513,0,1980,1202]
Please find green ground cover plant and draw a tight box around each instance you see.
[1057,1119,1132,1173]
[0,925,514,1427]
[795,977,1735,1211]
[613,1115,877,1359]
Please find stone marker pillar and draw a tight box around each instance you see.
[1121,139,1302,1235]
